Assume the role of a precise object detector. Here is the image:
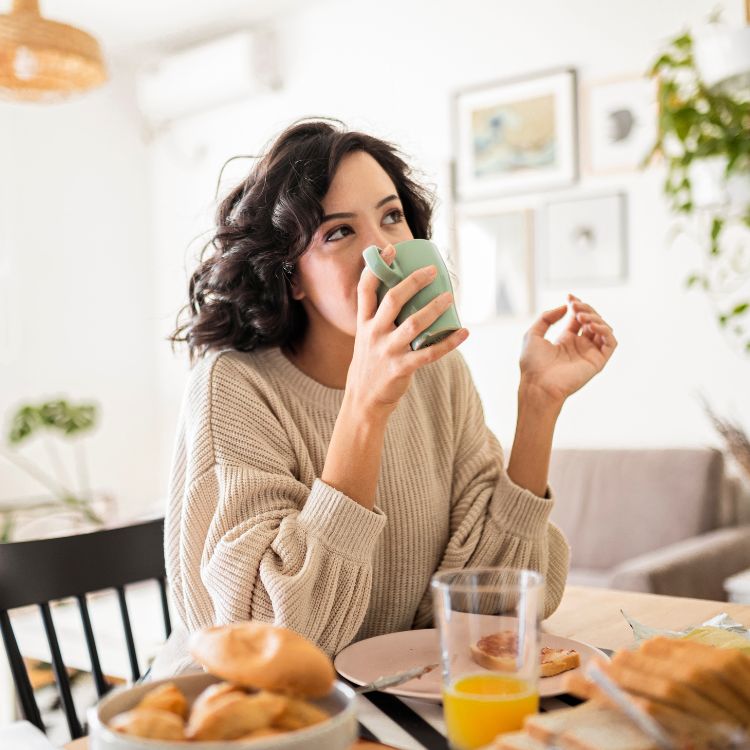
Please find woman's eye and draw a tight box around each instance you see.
[325,225,352,242]
[383,208,404,225]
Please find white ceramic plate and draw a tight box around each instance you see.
[334,629,608,702]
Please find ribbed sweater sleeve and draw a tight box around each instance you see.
[412,355,570,627]
[166,353,387,657]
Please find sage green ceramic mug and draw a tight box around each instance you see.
[362,239,461,350]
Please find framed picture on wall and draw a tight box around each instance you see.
[453,68,578,201]
[582,75,658,175]
[455,208,535,322]
[542,193,627,285]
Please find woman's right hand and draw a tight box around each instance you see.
[345,244,469,421]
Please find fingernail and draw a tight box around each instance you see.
[423,265,437,277]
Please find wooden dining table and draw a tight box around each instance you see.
[63,584,750,750]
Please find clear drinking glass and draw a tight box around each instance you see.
[431,568,544,750]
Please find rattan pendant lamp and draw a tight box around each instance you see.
[0,0,107,101]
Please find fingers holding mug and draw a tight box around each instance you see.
[391,291,455,351]
[374,264,438,331]
[362,239,464,350]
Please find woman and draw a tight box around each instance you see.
[155,119,616,675]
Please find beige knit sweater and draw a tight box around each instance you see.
[156,347,569,676]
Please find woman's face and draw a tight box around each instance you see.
[291,151,414,339]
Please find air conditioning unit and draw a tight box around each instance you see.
[135,29,280,128]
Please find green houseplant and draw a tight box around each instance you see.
[648,27,750,352]
[0,398,108,541]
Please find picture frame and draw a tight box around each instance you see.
[453,68,578,202]
[455,207,535,322]
[542,193,627,286]
[582,75,658,175]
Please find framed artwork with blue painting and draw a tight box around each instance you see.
[453,68,578,201]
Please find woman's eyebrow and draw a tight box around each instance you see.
[320,194,400,223]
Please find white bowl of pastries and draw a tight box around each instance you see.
[87,621,358,750]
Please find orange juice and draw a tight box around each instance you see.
[443,673,539,750]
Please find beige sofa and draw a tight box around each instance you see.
[548,448,750,601]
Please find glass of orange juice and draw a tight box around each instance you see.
[431,568,543,750]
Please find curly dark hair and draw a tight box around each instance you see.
[170,118,436,361]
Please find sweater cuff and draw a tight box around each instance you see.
[298,479,387,561]
[489,473,554,539]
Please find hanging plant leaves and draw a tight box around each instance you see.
[648,26,750,354]
[8,399,98,445]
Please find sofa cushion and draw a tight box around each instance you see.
[548,449,724,570]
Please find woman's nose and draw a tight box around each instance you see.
[360,228,396,262]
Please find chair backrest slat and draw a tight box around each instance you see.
[157,576,172,639]
[76,594,110,698]
[0,519,166,610]
[39,602,83,739]
[115,586,140,682]
[0,518,167,740]
[0,609,44,731]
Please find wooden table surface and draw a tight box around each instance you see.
[542,585,750,650]
[64,585,750,750]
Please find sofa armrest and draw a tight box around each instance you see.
[609,526,750,600]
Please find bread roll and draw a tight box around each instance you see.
[189,621,335,698]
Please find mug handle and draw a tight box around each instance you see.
[362,245,402,288]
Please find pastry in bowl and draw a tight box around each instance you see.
[89,622,356,750]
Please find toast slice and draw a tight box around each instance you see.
[541,646,581,677]
[470,632,580,677]
[493,731,547,750]
[600,659,740,727]
[640,636,750,708]
[470,631,518,671]
[612,646,750,727]
[524,702,659,750]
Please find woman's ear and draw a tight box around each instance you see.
[289,274,305,301]
[284,261,305,300]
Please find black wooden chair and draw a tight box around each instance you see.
[0,517,171,739]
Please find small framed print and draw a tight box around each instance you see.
[542,193,627,286]
[455,208,535,323]
[453,68,578,201]
[583,76,658,175]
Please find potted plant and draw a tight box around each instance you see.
[648,26,750,352]
[0,398,111,541]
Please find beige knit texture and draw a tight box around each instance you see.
[162,347,569,668]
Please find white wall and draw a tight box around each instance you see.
[0,61,160,523]
[149,0,750,491]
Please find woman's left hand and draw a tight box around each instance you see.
[519,294,617,405]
